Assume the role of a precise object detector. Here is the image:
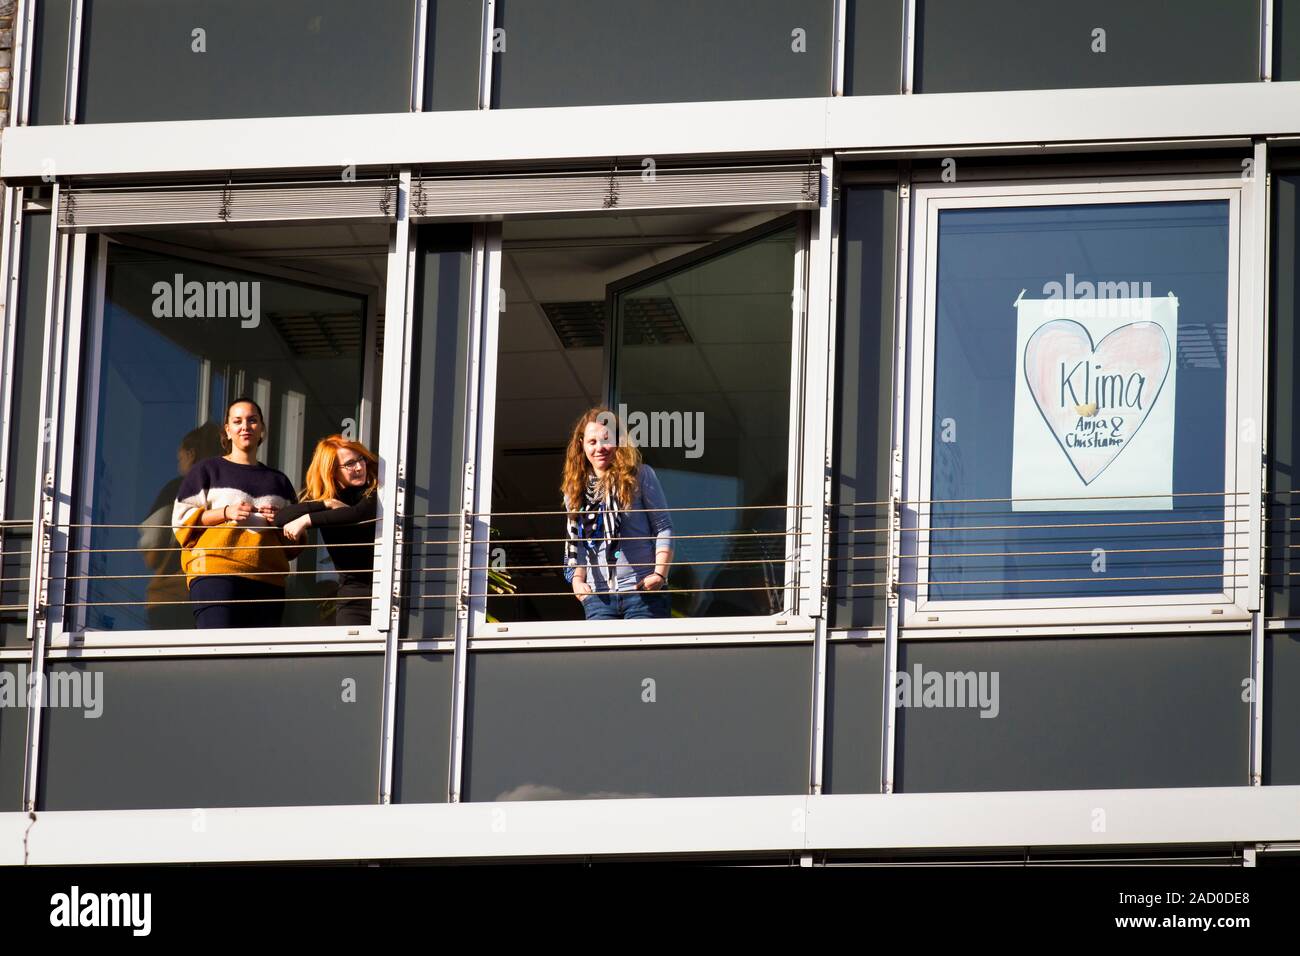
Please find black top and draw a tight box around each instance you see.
[275,485,378,578]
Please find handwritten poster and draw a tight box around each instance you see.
[1011,295,1178,512]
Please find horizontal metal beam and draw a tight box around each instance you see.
[3,786,1298,864]
[3,83,1299,181]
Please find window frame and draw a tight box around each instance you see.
[900,173,1262,630]
[465,210,821,642]
[48,229,390,651]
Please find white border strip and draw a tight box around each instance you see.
[3,786,1297,865]
[5,83,1300,180]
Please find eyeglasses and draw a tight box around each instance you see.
[339,458,367,471]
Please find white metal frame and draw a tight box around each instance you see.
[900,173,1260,631]
[4,785,1298,865]
[462,210,819,644]
[45,226,389,652]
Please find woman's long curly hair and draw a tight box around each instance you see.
[301,435,378,502]
[561,407,641,513]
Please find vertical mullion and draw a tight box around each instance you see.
[448,224,498,803]
[478,0,497,109]
[1262,0,1275,81]
[63,0,85,125]
[806,155,838,794]
[881,169,910,795]
[410,0,430,111]
[1249,139,1272,785]
[13,0,35,125]
[376,170,413,804]
[901,0,918,94]
[832,0,848,96]
[0,190,23,546]
[22,185,66,812]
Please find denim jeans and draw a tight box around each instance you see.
[580,589,670,620]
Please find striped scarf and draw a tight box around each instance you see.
[566,474,622,576]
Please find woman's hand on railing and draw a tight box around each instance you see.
[281,514,312,543]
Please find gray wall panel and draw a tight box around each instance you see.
[0,663,25,810]
[916,0,1260,93]
[38,656,383,810]
[824,641,883,793]
[393,652,453,803]
[1278,0,1300,81]
[1265,633,1300,784]
[830,186,896,629]
[77,0,416,122]
[845,0,904,95]
[895,636,1249,792]
[492,0,833,108]
[425,0,484,111]
[30,0,73,125]
[2,212,50,648]
[465,646,812,800]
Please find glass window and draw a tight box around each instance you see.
[1278,0,1300,84]
[829,185,897,629]
[844,0,904,95]
[1,210,51,647]
[915,0,1260,93]
[402,226,474,640]
[72,240,370,632]
[485,211,800,624]
[424,0,485,111]
[77,0,417,123]
[29,0,73,125]
[492,0,832,108]
[1268,171,1300,616]
[907,186,1245,620]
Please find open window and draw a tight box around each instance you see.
[56,220,388,642]
[901,174,1261,629]
[476,210,808,630]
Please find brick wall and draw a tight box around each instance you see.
[0,0,15,129]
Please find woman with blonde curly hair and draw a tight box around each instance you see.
[274,435,380,626]
[562,406,673,620]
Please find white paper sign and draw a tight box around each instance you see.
[1010,295,1178,512]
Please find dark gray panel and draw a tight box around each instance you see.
[0,662,25,810]
[1265,633,1300,784]
[425,0,484,111]
[465,645,812,800]
[30,0,72,125]
[1278,0,1300,81]
[77,0,415,123]
[896,636,1250,792]
[38,655,382,810]
[492,0,832,108]
[2,213,50,647]
[393,652,453,803]
[915,0,1260,93]
[845,0,903,95]
[829,186,896,629]
[402,227,473,640]
[1268,174,1299,616]
[824,641,883,793]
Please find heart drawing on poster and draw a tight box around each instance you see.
[1022,319,1171,485]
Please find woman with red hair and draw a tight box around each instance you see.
[562,407,674,620]
[275,435,380,626]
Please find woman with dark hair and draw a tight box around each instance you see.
[172,398,299,629]
[275,435,380,627]
[562,406,674,620]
